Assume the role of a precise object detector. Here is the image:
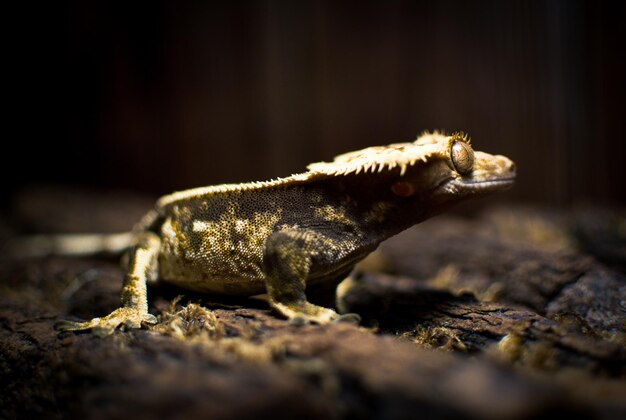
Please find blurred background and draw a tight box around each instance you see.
[6,0,625,212]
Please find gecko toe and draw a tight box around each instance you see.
[55,319,90,332]
[288,316,308,326]
[334,313,361,325]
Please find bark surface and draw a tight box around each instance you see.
[1,191,624,419]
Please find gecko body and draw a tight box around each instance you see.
[45,131,515,332]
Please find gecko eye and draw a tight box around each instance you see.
[451,141,474,175]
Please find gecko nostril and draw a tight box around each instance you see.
[509,162,516,173]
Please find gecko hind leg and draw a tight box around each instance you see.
[56,231,161,335]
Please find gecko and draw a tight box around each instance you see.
[17,131,516,332]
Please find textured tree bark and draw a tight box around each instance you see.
[1,193,625,419]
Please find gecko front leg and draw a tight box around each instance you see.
[263,229,351,324]
[56,231,160,335]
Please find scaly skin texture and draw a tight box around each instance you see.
[57,132,516,332]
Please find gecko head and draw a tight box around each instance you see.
[307,131,515,206]
[387,133,516,204]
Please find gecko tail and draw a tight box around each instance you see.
[5,232,135,258]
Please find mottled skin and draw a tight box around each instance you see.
[56,132,515,332]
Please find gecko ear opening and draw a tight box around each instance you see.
[391,181,415,197]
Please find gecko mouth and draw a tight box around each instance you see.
[433,176,515,196]
[455,177,516,193]
[461,177,516,187]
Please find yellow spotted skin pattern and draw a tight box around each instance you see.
[157,187,361,295]
[57,132,516,332]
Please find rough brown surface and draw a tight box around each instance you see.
[1,191,625,419]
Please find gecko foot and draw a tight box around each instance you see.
[55,307,157,336]
[334,313,361,325]
[273,301,340,325]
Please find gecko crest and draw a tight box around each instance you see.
[307,131,469,176]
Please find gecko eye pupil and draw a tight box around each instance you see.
[451,141,474,175]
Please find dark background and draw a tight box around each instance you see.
[7,0,625,209]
